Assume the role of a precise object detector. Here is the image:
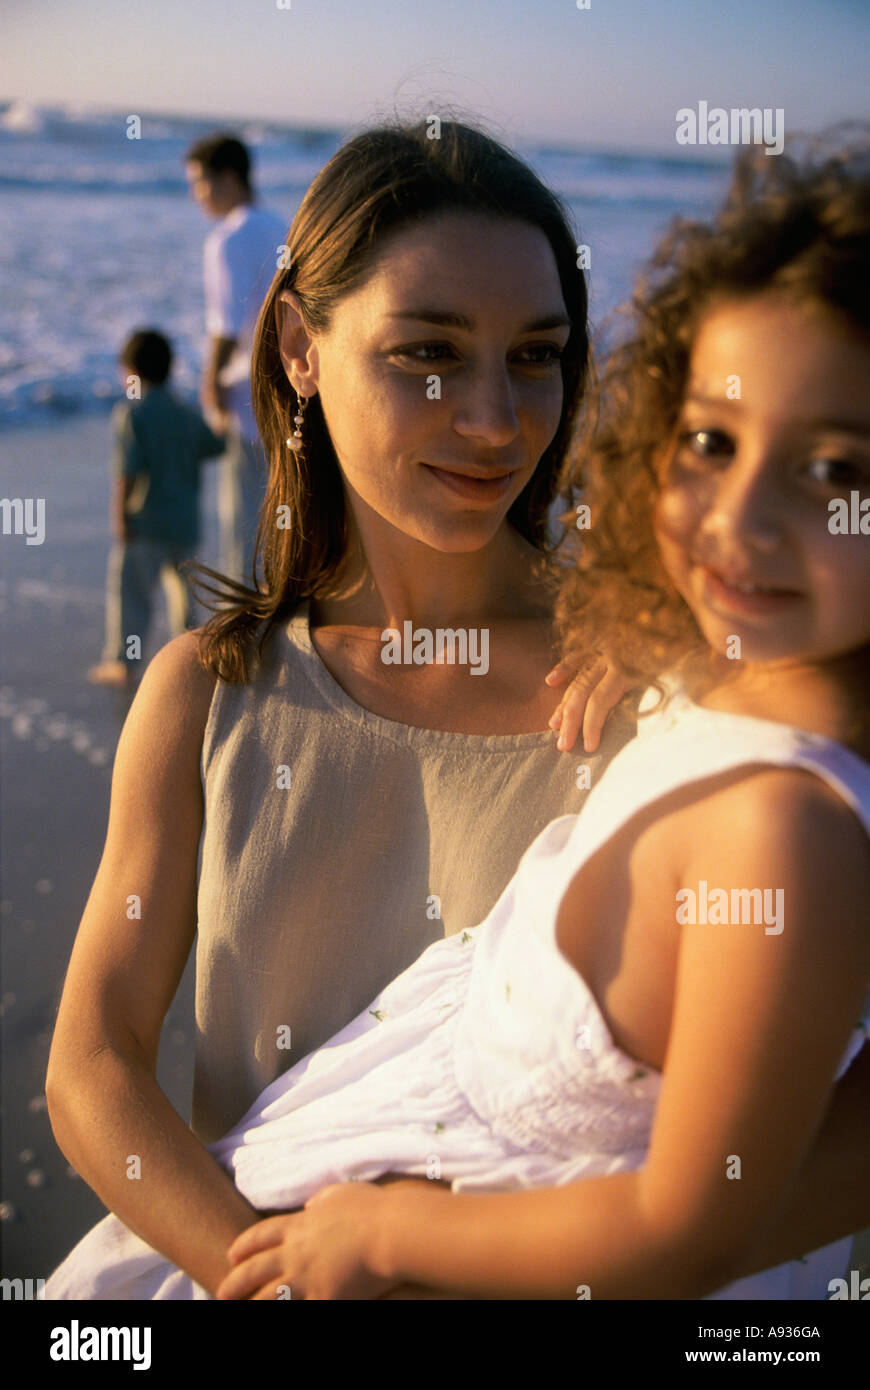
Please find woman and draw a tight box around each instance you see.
[46,119,870,1299]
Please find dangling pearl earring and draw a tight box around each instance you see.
[286,390,308,451]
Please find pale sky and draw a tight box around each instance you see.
[3,0,868,151]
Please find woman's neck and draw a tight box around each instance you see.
[314,523,552,632]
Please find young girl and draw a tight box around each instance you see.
[46,128,870,1300]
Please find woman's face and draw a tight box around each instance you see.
[298,212,573,553]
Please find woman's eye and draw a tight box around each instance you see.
[390,342,564,367]
[391,343,456,363]
[678,428,733,460]
[803,455,864,488]
[515,343,563,366]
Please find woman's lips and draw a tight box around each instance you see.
[422,463,516,502]
[699,565,803,616]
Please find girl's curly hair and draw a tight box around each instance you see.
[553,123,870,705]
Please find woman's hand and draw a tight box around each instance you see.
[545,657,633,753]
[215,1181,400,1301]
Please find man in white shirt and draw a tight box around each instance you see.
[185,134,287,585]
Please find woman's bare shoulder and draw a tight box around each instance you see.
[122,628,219,772]
[146,627,219,707]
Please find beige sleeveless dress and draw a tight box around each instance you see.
[192,600,633,1141]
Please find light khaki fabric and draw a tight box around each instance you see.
[192,601,632,1141]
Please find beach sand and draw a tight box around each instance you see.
[1,412,868,1294]
[0,412,210,1284]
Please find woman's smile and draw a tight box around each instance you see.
[295,211,571,552]
[421,461,519,503]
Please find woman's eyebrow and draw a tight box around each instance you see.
[386,308,571,332]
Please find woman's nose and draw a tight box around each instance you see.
[452,365,521,447]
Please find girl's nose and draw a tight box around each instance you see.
[700,452,782,555]
[452,365,521,448]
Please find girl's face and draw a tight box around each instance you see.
[655,291,870,669]
[295,212,573,553]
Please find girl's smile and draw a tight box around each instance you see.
[696,563,804,618]
[655,290,870,669]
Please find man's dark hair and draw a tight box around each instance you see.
[186,133,251,191]
[120,329,172,386]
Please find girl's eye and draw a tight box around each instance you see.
[803,455,864,488]
[677,428,734,460]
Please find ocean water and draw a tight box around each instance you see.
[0,98,729,430]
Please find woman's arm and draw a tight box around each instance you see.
[46,634,259,1297]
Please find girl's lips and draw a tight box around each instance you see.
[699,565,803,616]
[422,463,516,502]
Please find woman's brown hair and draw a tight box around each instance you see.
[184,116,591,682]
[554,123,870,702]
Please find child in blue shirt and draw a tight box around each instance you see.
[88,329,226,689]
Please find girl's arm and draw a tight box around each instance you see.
[324,1052,870,1298]
[364,769,870,1298]
[46,635,259,1297]
[545,656,633,752]
[267,1051,870,1301]
[737,1038,870,1275]
[387,1041,870,1285]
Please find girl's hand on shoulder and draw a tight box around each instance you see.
[545,657,634,753]
[215,1182,398,1301]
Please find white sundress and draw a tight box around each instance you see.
[45,687,870,1300]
